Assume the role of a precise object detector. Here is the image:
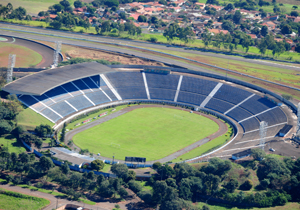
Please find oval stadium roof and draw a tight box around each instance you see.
[2,62,116,96]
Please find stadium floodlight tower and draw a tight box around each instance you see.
[296,102,300,138]
[259,121,268,151]
[7,54,16,83]
[53,41,62,67]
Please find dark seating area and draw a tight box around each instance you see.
[146,73,180,90]
[180,77,217,95]
[205,98,234,114]
[106,72,145,88]
[177,91,206,106]
[149,88,176,101]
[17,71,287,129]
[226,107,253,122]
[240,95,277,115]
[213,84,252,104]
[257,107,287,126]
[240,117,261,132]
[115,87,147,100]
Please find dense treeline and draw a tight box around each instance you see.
[57,57,122,67]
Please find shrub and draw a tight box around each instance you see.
[128,180,142,193]
[239,179,253,190]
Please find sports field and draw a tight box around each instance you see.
[72,107,219,161]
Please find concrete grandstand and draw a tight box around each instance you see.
[2,62,296,162]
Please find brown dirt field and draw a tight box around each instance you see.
[35,40,164,66]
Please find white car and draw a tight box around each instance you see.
[269,148,275,152]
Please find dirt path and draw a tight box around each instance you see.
[64,105,228,164]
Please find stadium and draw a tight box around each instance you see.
[2,58,297,165]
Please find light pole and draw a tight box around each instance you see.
[112,153,115,165]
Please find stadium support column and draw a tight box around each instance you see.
[53,41,62,67]
[259,121,268,151]
[7,54,16,83]
[297,103,300,137]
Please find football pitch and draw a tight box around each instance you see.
[72,107,219,161]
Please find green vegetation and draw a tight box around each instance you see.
[0,188,50,210]
[73,107,219,161]
[0,0,75,15]
[173,123,232,162]
[16,108,54,130]
[58,57,122,67]
[0,136,26,154]
[66,104,131,130]
[0,42,42,67]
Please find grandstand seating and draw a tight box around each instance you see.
[146,73,179,90]
[205,98,234,114]
[17,71,286,136]
[149,88,176,101]
[177,91,206,106]
[240,95,276,115]
[180,77,218,95]
[213,84,252,104]
[240,117,261,133]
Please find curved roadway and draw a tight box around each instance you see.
[0,23,299,72]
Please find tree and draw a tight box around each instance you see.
[59,123,66,142]
[163,23,179,43]
[74,0,83,8]
[35,124,53,137]
[138,15,147,22]
[239,179,253,190]
[111,164,128,179]
[12,125,24,138]
[295,43,300,53]
[60,0,70,8]
[91,159,105,171]
[104,0,119,7]
[136,27,142,36]
[233,10,242,24]
[153,162,162,170]
[281,24,292,35]
[251,148,266,160]
[224,179,238,193]
[61,162,70,174]
[50,21,62,30]
[224,3,234,11]
[39,156,54,172]
[19,152,29,163]
[261,25,268,37]
[0,120,12,135]
[179,178,192,200]
[291,11,299,17]
[34,139,43,151]
[119,187,128,197]
[53,4,64,13]
[222,21,234,32]
[101,21,111,33]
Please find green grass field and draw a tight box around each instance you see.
[0,42,42,68]
[173,123,231,162]
[0,188,50,210]
[16,108,54,130]
[0,0,75,15]
[73,107,219,161]
[0,135,26,154]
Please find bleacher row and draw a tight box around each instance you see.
[18,72,287,133]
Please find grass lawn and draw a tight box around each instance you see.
[72,107,219,161]
[0,0,75,15]
[0,188,50,210]
[0,42,42,68]
[16,108,54,130]
[0,135,26,154]
[198,201,300,210]
[172,123,231,162]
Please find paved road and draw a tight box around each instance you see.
[64,105,228,164]
[0,23,299,71]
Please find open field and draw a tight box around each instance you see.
[173,123,232,162]
[0,42,42,67]
[0,135,26,153]
[0,0,75,15]
[0,188,50,210]
[72,107,219,161]
[16,108,54,130]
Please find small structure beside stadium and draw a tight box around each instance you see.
[278,125,293,137]
[232,149,252,160]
